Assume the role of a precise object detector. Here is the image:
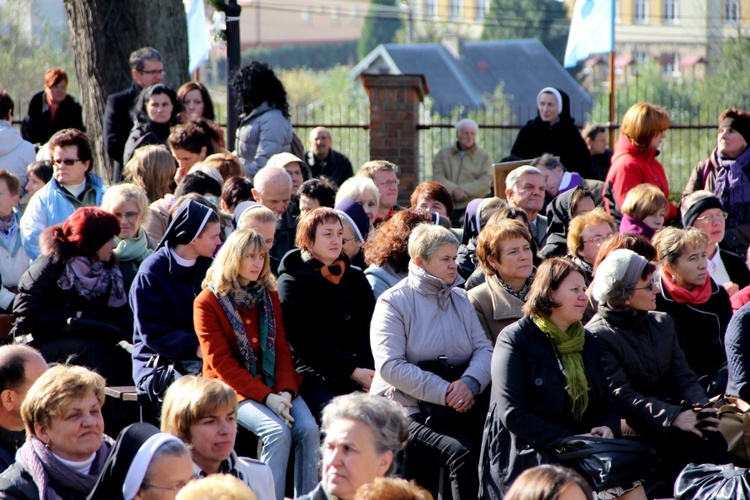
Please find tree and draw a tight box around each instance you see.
[481,0,570,64]
[62,0,190,180]
[358,0,403,60]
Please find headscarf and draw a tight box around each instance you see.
[157,200,213,250]
[462,198,489,245]
[232,201,264,230]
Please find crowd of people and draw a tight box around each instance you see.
[1,45,750,499]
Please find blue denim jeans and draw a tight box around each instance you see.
[237,396,320,500]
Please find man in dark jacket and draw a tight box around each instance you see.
[103,47,164,183]
[305,126,353,188]
[0,345,47,471]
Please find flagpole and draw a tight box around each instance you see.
[608,0,616,147]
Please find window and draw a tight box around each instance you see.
[725,0,740,23]
[425,0,437,18]
[449,0,463,20]
[476,0,490,21]
[633,0,648,23]
[663,0,678,22]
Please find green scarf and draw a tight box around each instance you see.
[532,314,589,420]
[113,228,152,264]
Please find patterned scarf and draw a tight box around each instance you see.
[532,314,589,420]
[57,256,128,307]
[208,283,276,387]
[302,250,346,285]
[497,269,535,301]
[16,436,112,500]
[714,146,750,229]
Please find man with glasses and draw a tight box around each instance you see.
[104,47,164,182]
[356,160,402,225]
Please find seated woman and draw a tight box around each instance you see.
[335,176,380,231]
[410,181,454,221]
[298,393,409,500]
[468,219,535,342]
[220,177,254,216]
[364,210,432,300]
[566,208,615,284]
[124,145,177,206]
[541,186,597,259]
[298,178,337,217]
[123,83,182,166]
[504,465,594,500]
[161,376,275,500]
[653,227,732,395]
[277,208,376,417]
[336,199,370,269]
[14,207,132,384]
[203,153,245,183]
[194,230,319,500]
[457,197,506,280]
[20,160,53,212]
[130,200,222,410]
[169,121,216,184]
[370,223,492,500]
[681,190,750,296]
[618,184,668,240]
[101,183,155,291]
[0,365,114,499]
[235,202,279,273]
[479,257,644,500]
[89,422,194,500]
[588,249,733,487]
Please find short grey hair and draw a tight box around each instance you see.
[142,439,191,485]
[254,166,291,195]
[505,166,544,192]
[335,176,380,207]
[129,47,162,72]
[408,223,459,262]
[455,118,478,133]
[321,393,409,476]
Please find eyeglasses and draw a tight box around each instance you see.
[141,481,189,493]
[376,179,400,188]
[139,69,166,76]
[582,233,613,246]
[342,236,358,244]
[633,282,657,292]
[694,212,728,224]
[115,211,140,222]
[53,158,80,166]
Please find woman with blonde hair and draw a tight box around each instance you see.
[161,376,276,500]
[123,144,177,204]
[604,103,677,223]
[335,176,380,229]
[194,230,319,500]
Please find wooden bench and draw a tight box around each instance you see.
[104,386,139,402]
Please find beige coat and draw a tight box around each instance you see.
[468,274,525,343]
[433,143,493,210]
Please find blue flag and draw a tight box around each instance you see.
[185,0,210,74]
[564,0,613,68]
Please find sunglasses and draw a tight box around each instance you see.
[53,158,80,166]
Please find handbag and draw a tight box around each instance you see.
[416,356,488,427]
[139,355,202,418]
[713,395,750,461]
[555,435,659,491]
[675,463,750,499]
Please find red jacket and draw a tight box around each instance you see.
[194,288,301,403]
[603,134,678,221]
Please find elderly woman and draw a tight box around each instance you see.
[681,190,750,296]
[541,186,597,259]
[457,197,506,279]
[21,67,85,147]
[479,258,644,499]
[194,230,319,500]
[298,393,409,500]
[230,62,292,178]
[336,199,370,269]
[684,109,750,255]
[567,207,615,283]
[161,376,275,500]
[89,422,194,500]
[101,183,155,290]
[588,249,733,488]
[123,83,182,166]
[468,219,535,342]
[410,181,454,221]
[20,129,106,261]
[335,176,380,230]
[604,103,677,223]
[0,365,114,499]
[653,227,732,395]
[511,87,591,176]
[364,210,432,299]
[14,207,132,383]
[370,223,492,500]
[277,208,376,417]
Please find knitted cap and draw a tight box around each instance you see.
[591,249,648,307]
[720,114,750,145]
[682,195,723,229]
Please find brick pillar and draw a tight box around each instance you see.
[360,74,428,206]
